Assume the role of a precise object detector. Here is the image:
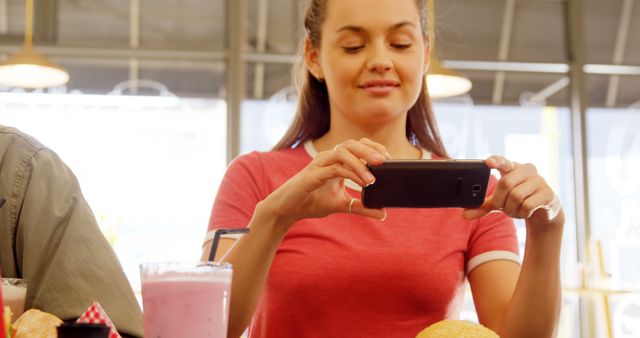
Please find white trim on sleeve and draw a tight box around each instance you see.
[466,250,521,274]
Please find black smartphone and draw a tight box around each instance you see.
[361,160,490,208]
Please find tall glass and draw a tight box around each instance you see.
[0,279,27,322]
[140,262,232,338]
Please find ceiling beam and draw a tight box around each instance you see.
[33,0,57,44]
[0,0,8,34]
[521,76,570,105]
[443,60,569,73]
[585,64,640,75]
[566,0,590,275]
[605,0,634,107]
[252,0,269,99]
[226,0,246,162]
[565,0,594,336]
[128,0,140,94]
[492,0,516,105]
[0,45,227,62]
[2,44,640,77]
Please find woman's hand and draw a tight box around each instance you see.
[462,156,562,225]
[262,138,389,228]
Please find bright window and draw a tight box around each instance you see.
[0,92,227,294]
[587,107,640,338]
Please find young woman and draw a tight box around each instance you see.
[202,0,564,337]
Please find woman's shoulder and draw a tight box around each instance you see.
[228,145,310,174]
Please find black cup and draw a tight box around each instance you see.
[57,323,110,338]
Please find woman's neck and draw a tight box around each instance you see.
[313,120,422,159]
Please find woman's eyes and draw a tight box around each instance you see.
[391,43,412,50]
[341,43,412,53]
[342,46,364,53]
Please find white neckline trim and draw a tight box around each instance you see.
[302,140,432,192]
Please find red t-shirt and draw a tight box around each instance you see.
[206,141,519,338]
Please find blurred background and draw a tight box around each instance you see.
[0,0,639,337]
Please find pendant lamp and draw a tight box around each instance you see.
[0,0,69,88]
[426,0,472,98]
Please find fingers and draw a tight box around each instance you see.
[315,139,390,187]
[462,197,493,220]
[519,189,554,219]
[277,139,392,223]
[314,163,369,187]
[324,139,390,164]
[358,137,392,160]
[486,155,516,176]
[480,156,517,212]
[502,176,541,216]
[465,156,561,221]
[346,198,387,221]
[319,139,388,165]
[328,147,377,185]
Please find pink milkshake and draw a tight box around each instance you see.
[141,262,232,338]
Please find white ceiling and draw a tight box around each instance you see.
[0,0,639,107]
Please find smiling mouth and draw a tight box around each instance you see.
[361,84,399,89]
[358,81,400,95]
[358,81,400,89]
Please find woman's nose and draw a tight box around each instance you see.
[366,46,393,73]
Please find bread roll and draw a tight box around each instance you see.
[13,309,63,338]
[416,319,499,338]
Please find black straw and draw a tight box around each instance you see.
[208,228,250,262]
[0,197,5,209]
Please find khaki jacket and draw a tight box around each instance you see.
[0,125,142,337]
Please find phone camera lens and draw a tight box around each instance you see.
[472,184,482,192]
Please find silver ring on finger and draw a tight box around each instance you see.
[348,198,357,214]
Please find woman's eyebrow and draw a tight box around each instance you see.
[336,25,364,34]
[389,21,416,31]
[336,21,416,34]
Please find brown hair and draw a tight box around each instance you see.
[273,0,448,158]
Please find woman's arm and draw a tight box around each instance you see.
[466,156,564,338]
[201,237,237,262]
[204,139,389,338]
[218,202,292,338]
[469,212,564,337]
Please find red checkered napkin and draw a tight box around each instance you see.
[76,301,121,338]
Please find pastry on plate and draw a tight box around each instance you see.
[12,309,63,338]
[416,319,499,338]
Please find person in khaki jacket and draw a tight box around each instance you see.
[0,125,142,338]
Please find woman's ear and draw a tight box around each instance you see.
[304,39,324,81]
[423,35,432,74]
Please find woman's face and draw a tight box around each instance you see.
[307,0,429,127]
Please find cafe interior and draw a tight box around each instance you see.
[0,0,639,337]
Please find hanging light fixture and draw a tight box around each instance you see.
[426,0,472,98]
[0,0,69,88]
